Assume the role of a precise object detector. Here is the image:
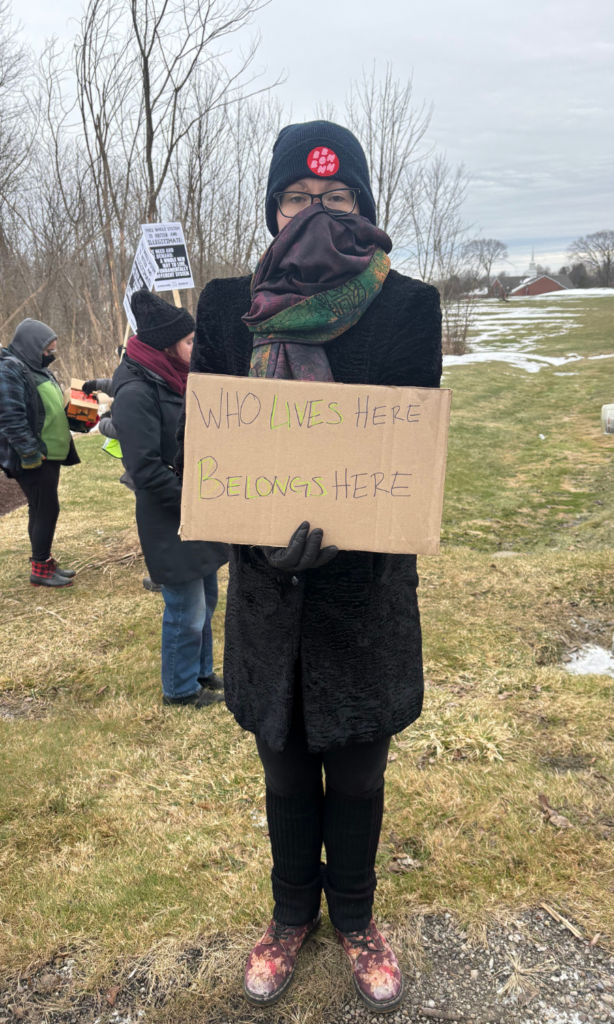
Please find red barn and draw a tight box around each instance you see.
[489,276,524,298]
[510,274,574,297]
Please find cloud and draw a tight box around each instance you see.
[17,0,614,255]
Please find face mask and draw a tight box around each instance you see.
[41,352,56,367]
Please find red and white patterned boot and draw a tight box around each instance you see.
[336,919,404,1012]
[243,913,321,1006]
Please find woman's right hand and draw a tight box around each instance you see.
[261,521,338,571]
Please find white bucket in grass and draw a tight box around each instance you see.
[601,404,614,435]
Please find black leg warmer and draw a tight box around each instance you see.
[322,783,385,933]
[265,785,324,926]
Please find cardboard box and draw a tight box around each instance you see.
[63,378,99,424]
[181,374,452,556]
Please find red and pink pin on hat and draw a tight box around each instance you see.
[307,147,340,177]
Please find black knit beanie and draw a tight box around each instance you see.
[265,120,376,236]
[130,289,195,350]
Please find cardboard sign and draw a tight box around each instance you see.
[123,238,158,331]
[63,379,99,426]
[180,374,452,556]
[141,222,194,292]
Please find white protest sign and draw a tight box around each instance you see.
[123,238,158,332]
[141,222,195,292]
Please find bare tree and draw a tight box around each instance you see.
[173,93,282,281]
[0,0,32,328]
[559,262,592,288]
[0,0,30,199]
[406,155,469,279]
[465,237,507,291]
[406,156,476,354]
[344,64,431,251]
[71,0,279,346]
[127,0,275,223]
[0,29,482,376]
[567,230,614,288]
[314,100,338,123]
[330,67,475,354]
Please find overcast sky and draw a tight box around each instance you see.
[18,0,614,275]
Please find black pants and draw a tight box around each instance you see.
[16,460,62,561]
[256,689,390,933]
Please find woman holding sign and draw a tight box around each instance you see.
[181,122,442,1011]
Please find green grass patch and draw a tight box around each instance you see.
[1,294,614,1018]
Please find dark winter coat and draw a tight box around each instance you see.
[182,269,442,753]
[111,355,228,586]
[0,320,80,477]
[98,413,118,440]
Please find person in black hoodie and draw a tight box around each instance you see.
[177,121,442,1012]
[0,319,80,587]
[111,290,228,708]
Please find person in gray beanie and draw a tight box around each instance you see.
[111,289,228,708]
[0,319,80,587]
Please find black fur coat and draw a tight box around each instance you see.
[188,269,442,752]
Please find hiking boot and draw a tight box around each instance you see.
[30,558,74,588]
[162,687,224,708]
[336,919,404,1013]
[49,556,76,578]
[198,672,224,691]
[243,913,321,1006]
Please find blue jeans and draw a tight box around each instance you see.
[160,573,219,699]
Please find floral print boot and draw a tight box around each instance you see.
[336,919,404,1012]
[243,912,321,1005]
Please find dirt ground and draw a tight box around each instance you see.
[0,473,25,516]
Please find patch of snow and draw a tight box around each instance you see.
[444,299,604,373]
[553,372,579,376]
[521,287,614,300]
[445,291,613,373]
[443,349,583,373]
[565,644,614,678]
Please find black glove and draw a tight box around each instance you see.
[262,521,338,572]
[81,380,98,395]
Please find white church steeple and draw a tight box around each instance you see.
[528,246,537,278]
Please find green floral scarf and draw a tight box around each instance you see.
[242,206,392,381]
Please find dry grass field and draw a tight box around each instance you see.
[1,294,614,1023]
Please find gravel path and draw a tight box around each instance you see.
[337,908,614,1023]
[2,908,612,1023]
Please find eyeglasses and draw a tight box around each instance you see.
[273,188,360,219]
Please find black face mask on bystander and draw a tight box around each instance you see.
[7,319,58,371]
[41,353,56,367]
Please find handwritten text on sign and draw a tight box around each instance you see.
[180,374,452,555]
